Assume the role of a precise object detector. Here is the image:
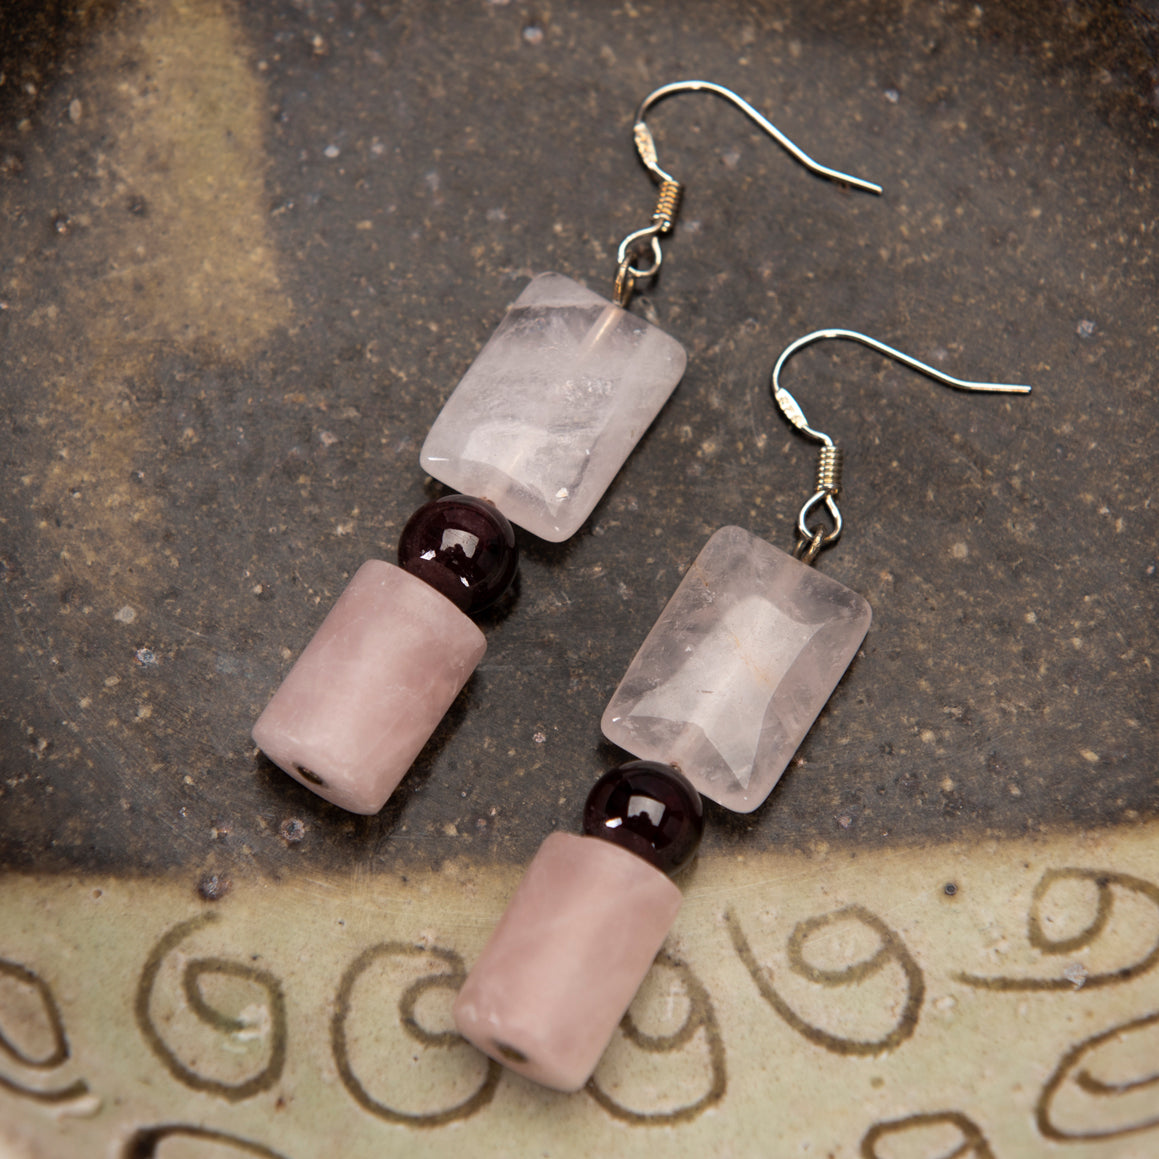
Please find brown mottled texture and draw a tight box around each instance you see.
[0,0,1155,875]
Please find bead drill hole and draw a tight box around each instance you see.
[295,765,325,786]
[494,1041,529,1064]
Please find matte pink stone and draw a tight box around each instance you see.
[453,832,681,1092]
[252,560,485,814]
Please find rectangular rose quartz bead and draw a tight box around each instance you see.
[603,526,872,813]
[252,560,485,814]
[420,273,686,542]
[453,832,681,1092]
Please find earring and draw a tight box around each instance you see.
[603,329,1032,812]
[452,330,1030,1092]
[251,83,880,815]
[421,80,881,542]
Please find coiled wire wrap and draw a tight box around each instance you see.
[814,444,843,499]
[651,180,683,231]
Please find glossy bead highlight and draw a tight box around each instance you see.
[398,494,518,615]
[582,760,704,876]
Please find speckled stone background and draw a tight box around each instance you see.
[2,0,1155,878]
[0,2,1157,1154]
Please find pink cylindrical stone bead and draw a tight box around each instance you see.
[453,832,682,1092]
[252,560,485,814]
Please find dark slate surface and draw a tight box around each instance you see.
[1,0,1156,880]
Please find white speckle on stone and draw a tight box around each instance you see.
[323,144,341,159]
[522,24,544,44]
[114,605,137,624]
[319,430,338,446]
[884,88,900,103]
[233,1001,272,1042]
[951,541,969,559]
[1062,961,1088,989]
[53,1093,103,1119]
[1076,319,1096,338]
[68,99,83,123]
[533,731,547,744]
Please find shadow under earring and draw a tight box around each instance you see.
[453,329,1030,1090]
[252,84,881,815]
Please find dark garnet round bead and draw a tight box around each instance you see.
[398,495,518,615]
[582,760,704,877]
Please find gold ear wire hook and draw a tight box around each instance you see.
[771,328,1033,564]
[614,80,883,307]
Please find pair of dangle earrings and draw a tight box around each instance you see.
[250,81,1032,1091]
[453,329,1031,1091]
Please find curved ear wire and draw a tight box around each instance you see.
[614,80,883,306]
[633,81,884,192]
[770,328,1033,564]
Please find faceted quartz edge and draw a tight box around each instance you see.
[419,272,687,542]
[601,526,872,813]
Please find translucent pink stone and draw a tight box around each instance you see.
[602,526,872,813]
[420,272,687,542]
[252,560,485,814]
[453,832,681,1092]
